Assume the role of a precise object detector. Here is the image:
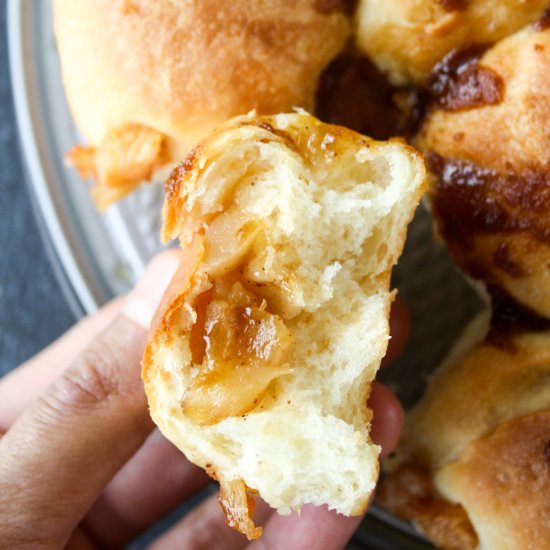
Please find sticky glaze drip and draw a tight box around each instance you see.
[314,0,357,15]
[492,243,526,278]
[533,5,550,31]
[315,54,406,140]
[426,47,504,111]
[544,439,550,466]
[427,152,550,249]
[486,287,550,350]
[437,0,468,11]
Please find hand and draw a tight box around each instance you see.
[0,251,407,550]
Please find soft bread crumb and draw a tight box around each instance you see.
[143,112,425,538]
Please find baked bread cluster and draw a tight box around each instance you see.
[142,112,425,538]
[378,315,550,550]
[371,6,550,550]
[56,0,429,541]
[355,0,549,84]
[417,25,550,318]
[54,0,350,207]
[55,0,550,546]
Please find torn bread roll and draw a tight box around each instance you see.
[142,112,425,538]
[53,0,349,208]
[378,312,550,550]
[355,0,549,85]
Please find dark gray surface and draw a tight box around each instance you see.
[0,6,75,375]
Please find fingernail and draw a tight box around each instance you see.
[122,249,181,329]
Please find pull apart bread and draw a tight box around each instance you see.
[53,0,349,208]
[142,112,425,539]
[378,314,550,550]
[416,24,550,319]
[355,0,549,85]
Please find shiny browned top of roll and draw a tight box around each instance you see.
[355,0,549,85]
[416,27,550,318]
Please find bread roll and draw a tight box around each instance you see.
[54,0,349,208]
[415,25,550,319]
[355,0,549,85]
[142,112,425,538]
[378,316,550,550]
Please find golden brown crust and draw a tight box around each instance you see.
[416,28,550,317]
[54,0,349,206]
[377,463,478,550]
[382,327,550,549]
[142,235,204,391]
[355,0,549,84]
[437,411,550,549]
[161,144,206,244]
[395,329,550,470]
[417,28,550,176]
[353,10,550,548]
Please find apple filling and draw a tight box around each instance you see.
[182,275,292,425]
[68,123,168,208]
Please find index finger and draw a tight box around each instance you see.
[0,250,181,432]
[0,314,151,548]
[0,297,124,431]
[0,252,180,547]
[248,504,363,550]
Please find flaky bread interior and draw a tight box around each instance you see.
[379,316,550,550]
[53,0,349,208]
[143,112,425,538]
